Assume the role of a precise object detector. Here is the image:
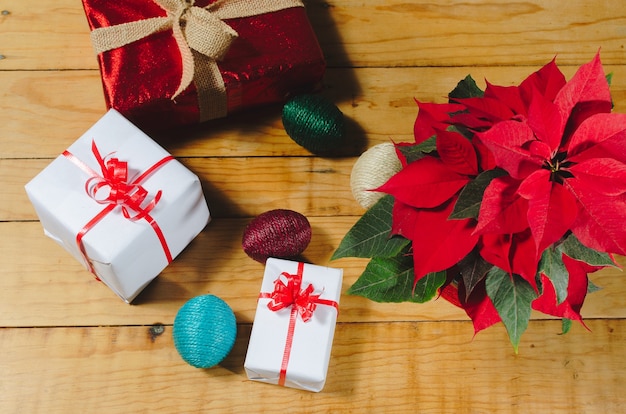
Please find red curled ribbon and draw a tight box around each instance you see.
[62,140,175,279]
[259,262,339,387]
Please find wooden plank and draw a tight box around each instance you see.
[2,220,625,327]
[315,0,626,67]
[1,320,625,413]
[1,0,625,70]
[2,64,626,159]
[0,1,94,70]
[3,156,359,221]
[3,1,626,412]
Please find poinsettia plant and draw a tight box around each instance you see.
[332,53,626,351]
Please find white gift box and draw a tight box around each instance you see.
[244,258,342,392]
[25,109,210,303]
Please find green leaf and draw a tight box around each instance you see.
[457,249,493,301]
[413,271,447,303]
[446,124,474,140]
[396,136,437,165]
[332,195,409,260]
[450,169,506,219]
[347,251,446,303]
[485,267,538,353]
[606,73,614,109]
[558,233,617,267]
[448,75,484,100]
[561,318,573,335]
[536,233,613,305]
[588,279,602,294]
[538,247,569,305]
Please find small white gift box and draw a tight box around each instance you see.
[244,258,342,392]
[25,109,210,303]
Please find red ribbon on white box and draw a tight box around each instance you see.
[62,140,174,279]
[259,261,339,386]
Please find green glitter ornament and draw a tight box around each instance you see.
[282,94,345,153]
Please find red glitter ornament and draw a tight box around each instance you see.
[242,209,312,263]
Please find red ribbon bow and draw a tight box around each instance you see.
[63,140,174,278]
[259,262,338,387]
[266,271,322,323]
[84,141,162,222]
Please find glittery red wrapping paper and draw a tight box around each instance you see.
[82,0,326,130]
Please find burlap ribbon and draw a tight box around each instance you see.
[90,0,305,121]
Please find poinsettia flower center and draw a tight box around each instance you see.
[542,151,575,183]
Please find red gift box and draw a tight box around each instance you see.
[82,0,326,130]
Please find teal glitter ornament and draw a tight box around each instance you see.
[282,94,345,153]
[173,294,237,369]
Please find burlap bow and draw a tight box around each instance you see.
[90,0,304,121]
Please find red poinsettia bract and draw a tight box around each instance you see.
[376,129,481,287]
[379,53,626,335]
[475,54,626,258]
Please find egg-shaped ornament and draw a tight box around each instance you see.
[282,94,345,154]
[242,209,312,263]
[173,295,237,369]
[350,143,402,209]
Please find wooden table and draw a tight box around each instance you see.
[2,1,625,412]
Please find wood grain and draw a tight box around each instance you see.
[1,321,624,414]
[3,65,626,159]
[3,0,626,412]
[0,0,625,70]
[311,0,626,67]
[4,157,358,220]
[2,220,625,328]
